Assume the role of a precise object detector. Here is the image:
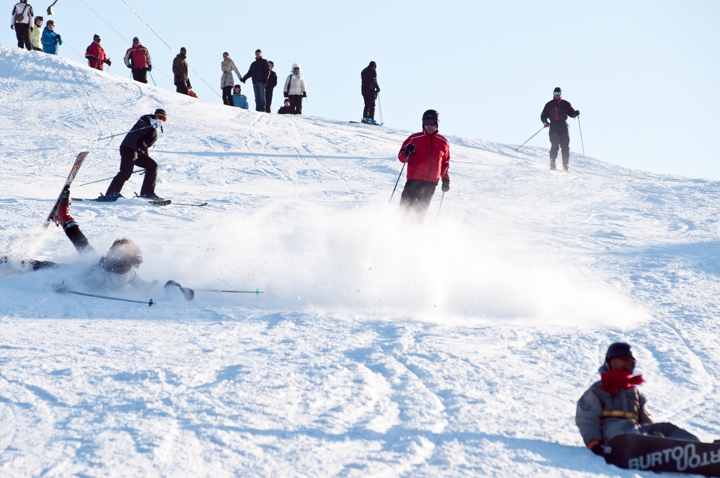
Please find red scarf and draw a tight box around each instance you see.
[600,368,644,395]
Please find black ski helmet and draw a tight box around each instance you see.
[605,342,635,368]
[422,109,440,130]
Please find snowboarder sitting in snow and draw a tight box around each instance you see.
[396,109,451,223]
[98,109,167,202]
[576,342,699,456]
[232,84,249,110]
[277,98,292,114]
[14,188,193,300]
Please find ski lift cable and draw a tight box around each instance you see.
[116,0,222,98]
[78,0,130,43]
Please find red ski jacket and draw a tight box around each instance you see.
[85,42,109,70]
[398,130,450,183]
[124,45,151,70]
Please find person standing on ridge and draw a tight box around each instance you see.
[220,52,242,106]
[85,34,111,71]
[40,19,61,55]
[98,109,167,202]
[241,49,270,112]
[396,110,451,223]
[172,47,191,95]
[10,0,34,51]
[541,87,579,171]
[29,15,42,51]
[124,37,151,84]
[283,63,307,115]
[576,342,703,458]
[361,61,380,125]
[265,61,277,113]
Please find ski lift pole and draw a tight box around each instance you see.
[577,116,586,167]
[515,126,546,151]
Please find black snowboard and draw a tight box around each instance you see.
[604,433,720,477]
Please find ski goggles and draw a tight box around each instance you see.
[156,113,167,122]
[423,119,438,126]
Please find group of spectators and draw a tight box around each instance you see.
[11,1,61,54]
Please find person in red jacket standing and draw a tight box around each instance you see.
[396,109,451,222]
[85,34,111,71]
[124,37,152,84]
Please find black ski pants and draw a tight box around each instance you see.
[30,222,93,270]
[222,86,234,106]
[175,81,189,95]
[106,146,158,196]
[265,89,274,113]
[15,23,31,50]
[638,423,699,442]
[363,93,376,119]
[132,68,148,84]
[289,95,303,115]
[549,122,570,168]
[399,179,437,223]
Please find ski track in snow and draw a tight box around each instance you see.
[1,46,719,477]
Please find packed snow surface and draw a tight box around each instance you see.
[1,46,719,477]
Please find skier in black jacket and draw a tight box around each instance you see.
[265,61,277,113]
[99,109,167,201]
[540,87,579,171]
[361,61,380,124]
[241,49,270,112]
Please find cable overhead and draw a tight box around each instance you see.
[79,0,129,43]
[116,0,222,98]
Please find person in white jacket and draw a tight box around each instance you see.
[220,52,242,106]
[283,63,307,115]
[10,0,34,50]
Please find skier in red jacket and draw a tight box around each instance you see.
[396,110,451,222]
[85,34,111,71]
[124,37,152,84]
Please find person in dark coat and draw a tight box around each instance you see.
[361,61,380,124]
[278,98,292,115]
[265,61,277,113]
[98,109,167,202]
[10,0,34,51]
[241,49,270,112]
[172,47,191,95]
[576,342,700,457]
[540,87,580,171]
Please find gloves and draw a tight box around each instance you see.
[403,143,415,158]
[543,122,550,128]
[588,441,604,456]
[283,92,288,97]
[187,83,192,89]
[10,25,14,30]
[147,65,152,71]
[29,26,32,32]
[56,35,61,41]
[441,178,450,192]
[106,59,112,66]
[303,92,307,98]
[576,110,581,116]
[164,280,195,301]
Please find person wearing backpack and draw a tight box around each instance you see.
[283,63,307,115]
[10,0,34,51]
[41,19,61,55]
[85,34,111,71]
[29,16,42,51]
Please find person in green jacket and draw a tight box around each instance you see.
[29,16,43,51]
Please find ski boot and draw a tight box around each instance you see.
[361,117,371,124]
[550,159,556,171]
[96,192,123,202]
[139,192,163,201]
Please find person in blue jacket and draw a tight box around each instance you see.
[40,19,61,54]
[231,85,249,110]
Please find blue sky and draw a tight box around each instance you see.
[8,0,720,178]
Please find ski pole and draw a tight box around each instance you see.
[435,191,445,228]
[55,286,154,306]
[577,116,586,167]
[378,93,384,125]
[95,125,154,141]
[515,126,546,151]
[77,169,144,187]
[194,288,263,295]
[389,160,408,204]
[149,71,157,86]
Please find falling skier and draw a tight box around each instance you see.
[2,188,193,300]
[396,109,450,223]
[97,109,167,202]
[540,87,579,171]
[576,342,707,457]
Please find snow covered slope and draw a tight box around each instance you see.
[1,46,719,477]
